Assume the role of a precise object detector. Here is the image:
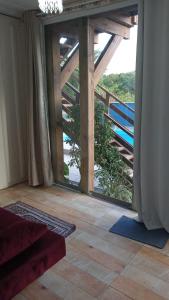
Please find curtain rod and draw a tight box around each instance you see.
[0,11,21,20]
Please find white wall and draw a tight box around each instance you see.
[0,15,27,189]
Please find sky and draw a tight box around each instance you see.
[95,25,138,75]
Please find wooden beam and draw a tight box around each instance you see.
[97,12,135,28]
[46,30,64,183]
[79,18,94,193]
[94,35,122,87]
[61,47,79,89]
[48,20,79,38]
[91,17,130,39]
[94,33,99,44]
[61,32,98,89]
[131,15,138,25]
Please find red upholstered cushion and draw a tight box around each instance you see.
[0,207,24,229]
[0,231,66,300]
[0,208,48,266]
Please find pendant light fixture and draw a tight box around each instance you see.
[38,0,63,14]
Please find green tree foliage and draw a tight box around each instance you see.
[64,101,132,202]
[69,69,79,90]
[99,71,135,102]
[62,69,79,100]
[64,104,81,171]
[64,162,69,176]
[64,70,135,103]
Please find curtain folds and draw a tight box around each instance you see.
[24,12,53,186]
[134,0,169,231]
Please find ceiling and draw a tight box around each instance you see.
[0,0,38,12]
[0,0,138,23]
[0,0,100,15]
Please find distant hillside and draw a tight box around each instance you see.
[99,71,135,102]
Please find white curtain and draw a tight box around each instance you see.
[0,15,27,189]
[134,0,169,231]
[24,12,53,186]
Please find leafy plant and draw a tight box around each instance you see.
[64,101,132,202]
[94,102,132,201]
[64,162,69,178]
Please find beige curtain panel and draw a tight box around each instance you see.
[0,16,27,189]
[134,0,169,231]
[24,12,53,186]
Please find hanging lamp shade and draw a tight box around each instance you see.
[38,0,63,14]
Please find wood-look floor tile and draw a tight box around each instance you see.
[74,232,139,264]
[66,247,118,284]
[98,287,132,300]
[139,246,169,267]
[42,186,81,200]
[22,195,96,224]
[39,270,97,300]
[13,295,27,300]
[121,265,169,299]
[69,238,125,272]
[52,259,107,297]
[111,275,166,300]
[130,249,169,279]
[1,184,169,299]
[19,281,63,300]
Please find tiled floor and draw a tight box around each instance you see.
[1,184,169,299]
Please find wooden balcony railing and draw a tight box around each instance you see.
[62,79,135,169]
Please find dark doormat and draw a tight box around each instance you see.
[5,201,76,238]
[109,215,169,249]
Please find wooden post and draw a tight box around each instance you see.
[46,30,64,183]
[79,18,94,193]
